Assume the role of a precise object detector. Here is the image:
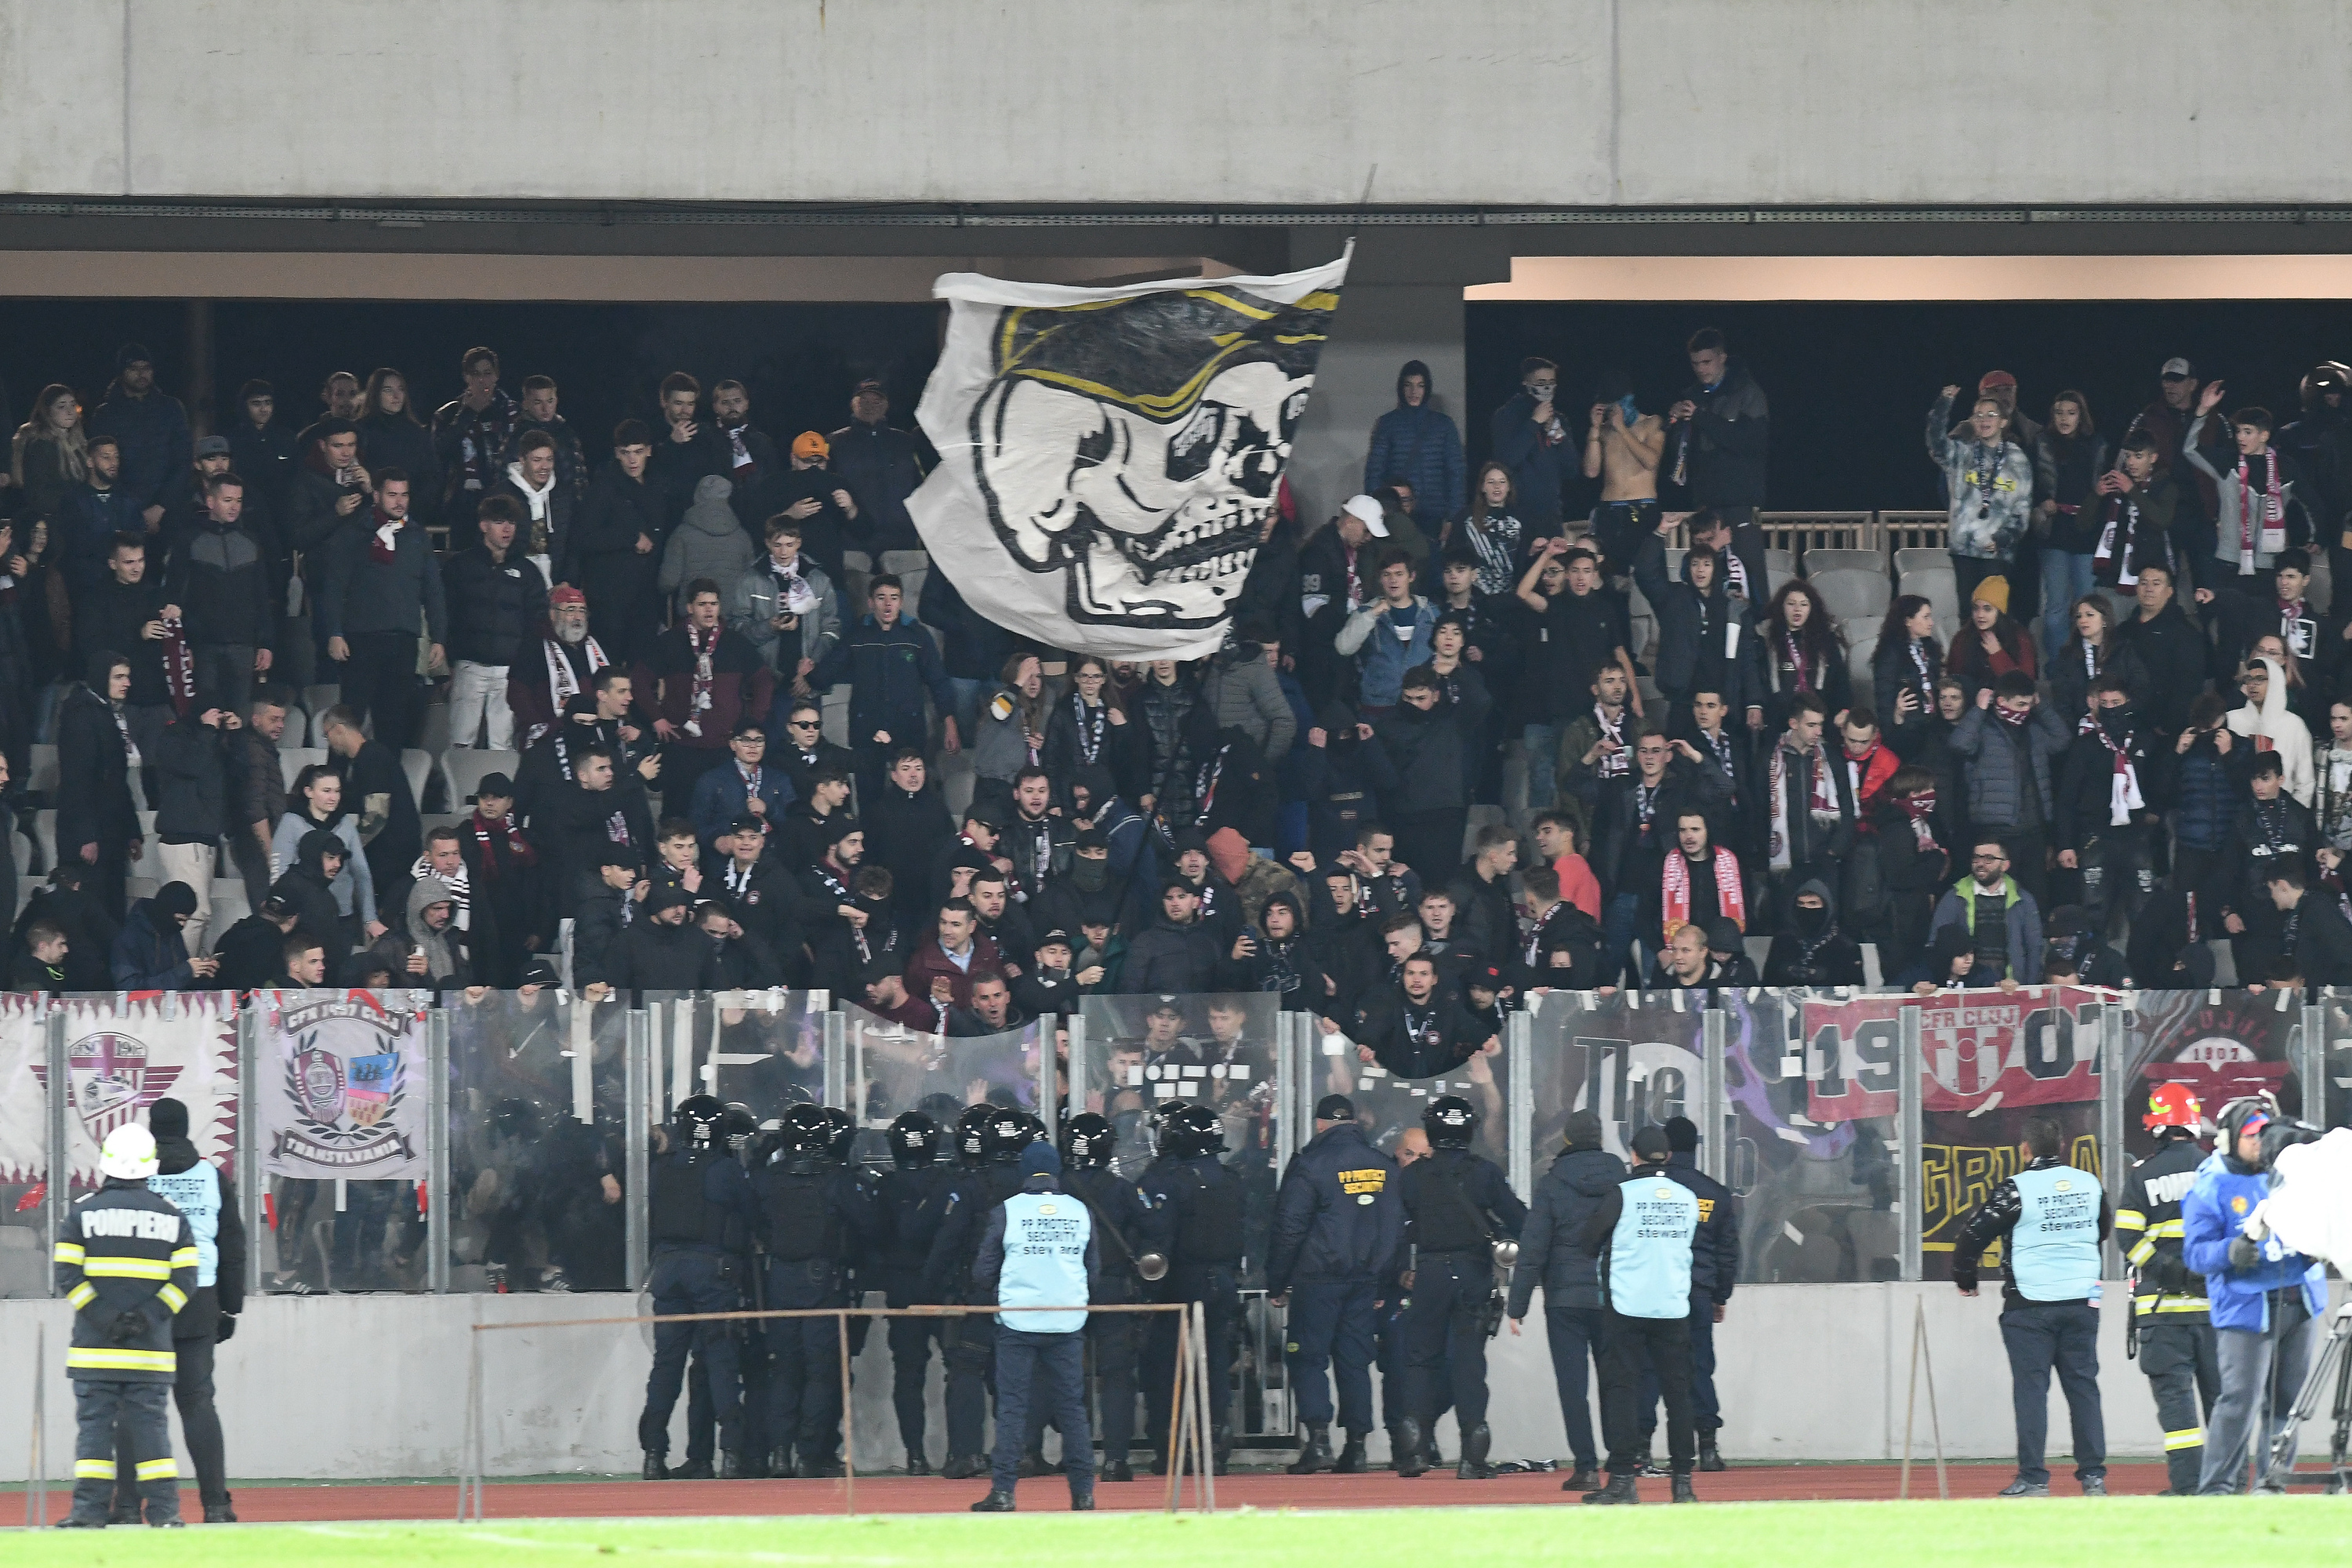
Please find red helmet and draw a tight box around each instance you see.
[2143,1082,2202,1131]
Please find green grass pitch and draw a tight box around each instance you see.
[2,1500,2349,1566]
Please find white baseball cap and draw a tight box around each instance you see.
[1342,494,1390,538]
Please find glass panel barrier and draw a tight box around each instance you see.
[443,989,632,1293]
[1915,985,2107,1283]
[1294,1001,1509,1173]
[2323,988,2352,1130]
[1723,988,1904,1283]
[1526,989,1706,1165]
[2121,989,2304,1162]
[0,995,49,1297]
[699,989,827,1133]
[1076,993,1283,1284]
[249,989,434,1293]
[844,1003,1044,1168]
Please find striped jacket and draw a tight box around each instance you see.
[2115,1132,2209,1323]
[54,1178,195,1383]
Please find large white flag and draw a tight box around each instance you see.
[908,249,1348,659]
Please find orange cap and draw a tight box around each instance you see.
[792,431,829,459]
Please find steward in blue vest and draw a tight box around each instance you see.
[969,1142,1100,1514]
[1576,1126,1700,1504]
[1951,1116,2112,1497]
[111,1098,245,1525]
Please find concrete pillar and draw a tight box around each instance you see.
[1279,235,1507,534]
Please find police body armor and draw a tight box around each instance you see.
[650,1152,736,1250]
[1171,1158,1245,1269]
[1064,1166,1148,1301]
[1409,1150,1497,1262]
[763,1163,844,1265]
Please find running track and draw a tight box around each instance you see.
[20,1461,2283,1523]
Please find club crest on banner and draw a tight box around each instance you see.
[263,996,422,1177]
[65,1032,181,1145]
[909,250,1348,660]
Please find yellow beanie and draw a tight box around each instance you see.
[1971,575,2010,614]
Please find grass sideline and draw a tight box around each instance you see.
[2,1501,2349,1566]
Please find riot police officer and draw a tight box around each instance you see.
[701,1104,765,1476]
[1057,1112,1168,1481]
[1394,1095,1526,1481]
[753,1105,877,1478]
[1140,1102,1247,1474]
[637,1095,759,1480]
[876,1111,956,1473]
[2118,1083,2220,1495]
[926,1108,1043,1478]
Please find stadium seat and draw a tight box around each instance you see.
[1800,547,1886,578]
[26,743,56,793]
[1765,547,1796,582]
[1847,634,1878,695]
[416,695,452,758]
[31,809,55,874]
[1807,568,1892,622]
[444,748,521,808]
[400,748,434,812]
[302,684,340,735]
[281,746,331,793]
[1893,547,1949,580]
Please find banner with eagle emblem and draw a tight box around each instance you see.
[908,248,1348,659]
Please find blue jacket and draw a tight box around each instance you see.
[688,761,796,853]
[1507,1144,1625,1315]
[1267,1121,1402,1294]
[110,900,195,990]
[2172,735,2244,853]
[55,482,147,600]
[811,614,956,742]
[1364,368,1465,517]
[2181,1152,2325,1332]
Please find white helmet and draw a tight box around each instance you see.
[100,1123,159,1181]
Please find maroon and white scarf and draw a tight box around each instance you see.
[1767,742,1838,869]
[467,808,535,881]
[544,634,609,712]
[1662,848,1745,941]
[2235,449,2285,573]
[2076,710,2145,826]
[160,614,195,713]
[367,506,405,564]
[1897,788,1939,852]
[684,623,719,736]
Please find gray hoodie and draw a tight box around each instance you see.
[659,474,757,612]
[405,874,463,985]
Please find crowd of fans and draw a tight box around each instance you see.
[7,329,2352,1073]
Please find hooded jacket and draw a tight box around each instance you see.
[405,874,466,985]
[728,554,841,678]
[1374,684,1494,817]
[1506,1116,1624,1315]
[658,474,756,612]
[1762,878,1865,986]
[111,888,197,989]
[2223,656,2315,807]
[273,804,376,925]
[1192,645,1298,761]
[1336,592,1437,710]
[1119,909,1223,995]
[1363,361,1466,516]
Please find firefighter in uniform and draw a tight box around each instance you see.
[637,1094,759,1479]
[754,1105,878,1478]
[55,1123,198,1530]
[1058,1112,1169,1481]
[2117,1083,2221,1494]
[926,1108,1043,1479]
[1140,1102,1246,1475]
[1577,1125,1701,1505]
[876,1111,955,1473]
[113,1098,245,1524]
[1393,1095,1526,1480]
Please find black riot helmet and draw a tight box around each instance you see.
[673,1094,727,1156]
[956,1104,996,1166]
[1424,1094,1476,1149]
[722,1102,758,1154]
[780,1103,831,1156]
[1172,1103,1227,1160]
[2303,361,2351,409]
[1146,1099,1193,1157]
[888,1111,940,1170]
[985,1109,1042,1163]
[1061,1112,1118,1169]
[817,1105,857,1165]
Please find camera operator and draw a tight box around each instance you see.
[2181,1098,2328,1495]
[1951,1115,2111,1497]
[2116,1083,2219,1496]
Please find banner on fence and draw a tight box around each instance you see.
[256,991,430,1180]
[1804,986,2106,1121]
